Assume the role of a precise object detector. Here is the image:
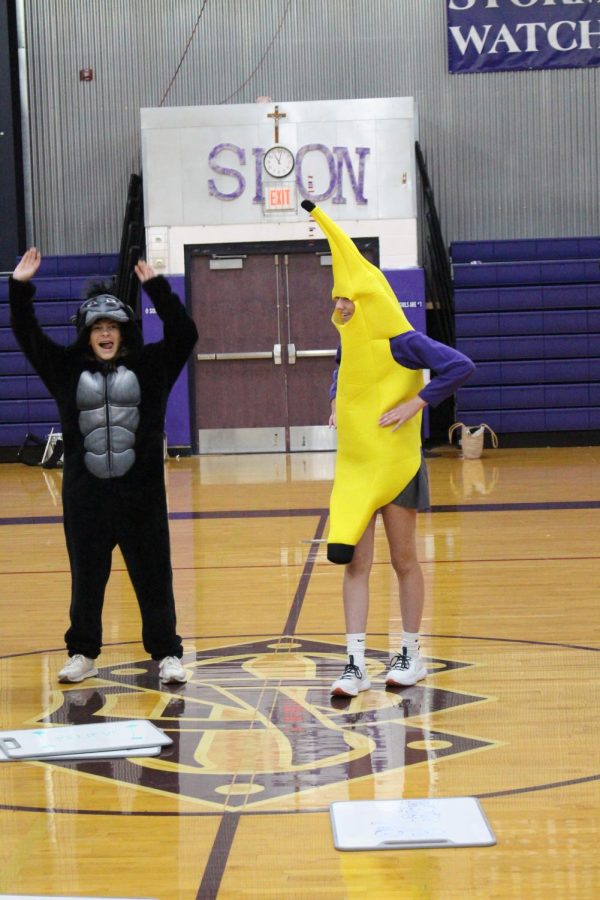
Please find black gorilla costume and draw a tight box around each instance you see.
[9,274,198,661]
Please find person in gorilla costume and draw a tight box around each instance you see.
[10,249,198,684]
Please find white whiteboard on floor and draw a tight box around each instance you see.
[0,744,162,762]
[330,798,496,850]
[0,720,171,760]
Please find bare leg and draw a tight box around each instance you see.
[381,503,428,687]
[330,516,376,697]
[380,504,424,633]
[342,514,376,633]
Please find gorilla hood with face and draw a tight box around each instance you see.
[72,281,143,357]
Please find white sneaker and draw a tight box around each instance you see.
[58,654,98,683]
[330,655,371,697]
[158,656,187,684]
[385,648,427,687]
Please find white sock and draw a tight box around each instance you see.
[401,631,420,657]
[346,633,366,671]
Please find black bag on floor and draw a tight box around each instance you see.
[16,432,46,467]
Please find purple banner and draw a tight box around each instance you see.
[383,267,426,334]
[448,0,600,75]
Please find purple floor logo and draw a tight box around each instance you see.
[40,638,494,811]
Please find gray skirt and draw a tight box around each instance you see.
[390,457,430,511]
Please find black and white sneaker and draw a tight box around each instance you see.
[385,648,427,687]
[330,655,371,697]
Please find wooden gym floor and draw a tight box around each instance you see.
[0,445,599,899]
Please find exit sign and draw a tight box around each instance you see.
[264,182,297,212]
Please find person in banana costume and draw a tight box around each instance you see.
[300,200,475,696]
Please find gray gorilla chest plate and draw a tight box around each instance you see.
[76,366,141,478]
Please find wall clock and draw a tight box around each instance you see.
[263,145,295,178]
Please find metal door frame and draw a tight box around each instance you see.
[184,238,380,453]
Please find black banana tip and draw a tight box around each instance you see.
[327,543,355,565]
[301,200,316,213]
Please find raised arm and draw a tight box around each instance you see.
[10,248,67,394]
[13,247,42,283]
[134,259,156,285]
[135,262,198,386]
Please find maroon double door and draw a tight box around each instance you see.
[187,239,377,453]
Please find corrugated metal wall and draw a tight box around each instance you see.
[22,0,600,255]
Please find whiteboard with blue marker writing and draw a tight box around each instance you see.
[330,797,496,850]
[0,720,171,760]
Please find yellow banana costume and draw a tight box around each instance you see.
[301,200,424,564]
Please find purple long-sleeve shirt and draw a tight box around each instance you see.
[329,330,475,407]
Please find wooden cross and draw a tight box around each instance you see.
[267,105,286,143]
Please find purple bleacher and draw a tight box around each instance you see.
[0,398,59,423]
[0,375,50,400]
[456,312,538,337]
[547,384,589,406]
[456,310,595,338]
[504,360,547,383]
[454,234,600,435]
[0,376,29,400]
[28,276,92,300]
[0,421,60,443]
[454,408,549,432]
[36,302,73,325]
[463,336,552,361]
[544,409,591,430]
[0,254,117,448]
[453,259,600,288]
[0,399,29,423]
[467,361,503,385]
[549,360,591,383]
[0,353,30,375]
[55,254,118,276]
[0,375,51,402]
[456,387,503,411]
[28,399,60,420]
[14,253,118,278]
[0,326,74,351]
[544,334,600,357]
[0,300,72,326]
[0,423,41,444]
[503,386,545,409]
[588,310,600,331]
[451,237,600,263]
[468,359,594,387]
[26,375,52,399]
[454,287,542,312]
[454,284,600,313]
[504,410,541,431]
[0,329,18,352]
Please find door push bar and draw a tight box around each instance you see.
[197,345,283,364]
[197,345,335,365]
[286,344,337,365]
